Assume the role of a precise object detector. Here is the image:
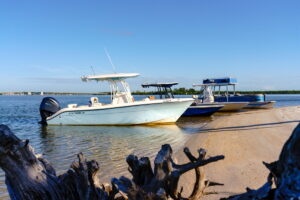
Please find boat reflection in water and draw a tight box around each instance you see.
[39,124,190,182]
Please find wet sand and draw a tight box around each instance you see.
[176,106,300,199]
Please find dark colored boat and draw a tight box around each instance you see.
[142,82,224,116]
[182,103,224,116]
[196,77,275,109]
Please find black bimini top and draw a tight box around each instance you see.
[141,82,178,88]
[141,82,178,99]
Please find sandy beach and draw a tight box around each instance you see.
[176,106,300,199]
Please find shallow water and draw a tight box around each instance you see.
[266,94,300,107]
[0,95,213,199]
[0,94,299,199]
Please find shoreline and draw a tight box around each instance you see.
[175,106,300,199]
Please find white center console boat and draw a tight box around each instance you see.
[39,73,194,125]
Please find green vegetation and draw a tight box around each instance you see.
[133,88,198,95]
[133,88,300,95]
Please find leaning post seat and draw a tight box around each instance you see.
[90,97,102,107]
[90,97,99,103]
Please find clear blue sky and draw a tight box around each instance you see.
[0,0,299,92]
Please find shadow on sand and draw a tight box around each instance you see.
[180,120,300,134]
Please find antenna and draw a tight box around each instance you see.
[90,65,95,75]
[104,48,117,73]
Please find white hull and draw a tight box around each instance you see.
[244,101,276,109]
[214,102,248,112]
[46,98,193,125]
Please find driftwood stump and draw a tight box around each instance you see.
[223,123,300,200]
[113,145,224,200]
[0,124,224,200]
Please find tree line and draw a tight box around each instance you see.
[132,88,300,95]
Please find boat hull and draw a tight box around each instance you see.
[214,94,275,109]
[46,99,193,125]
[182,104,224,116]
[216,102,248,112]
[214,94,265,102]
[244,101,275,109]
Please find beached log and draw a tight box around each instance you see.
[223,123,300,200]
[112,144,224,200]
[0,124,224,200]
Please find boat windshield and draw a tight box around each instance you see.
[142,83,178,99]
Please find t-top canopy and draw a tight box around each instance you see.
[202,77,237,85]
[193,77,237,87]
[142,82,178,88]
[81,73,140,82]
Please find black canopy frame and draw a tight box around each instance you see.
[141,83,178,99]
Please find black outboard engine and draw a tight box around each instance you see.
[39,97,61,125]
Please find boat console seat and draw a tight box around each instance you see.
[90,97,102,107]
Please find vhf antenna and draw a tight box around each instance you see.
[90,65,95,75]
[104,48,117,73]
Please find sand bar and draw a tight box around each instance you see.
[176,106,300,199]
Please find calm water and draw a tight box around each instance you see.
[0,94,299,199]
[265,94,300,107]
[0,95,213,199]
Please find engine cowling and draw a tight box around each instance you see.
[39,97,61,125]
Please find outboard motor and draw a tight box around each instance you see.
[39,97,61,125]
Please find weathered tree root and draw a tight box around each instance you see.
[222,123,300,200]
[113,144,224,200]
[0,124,224,200]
